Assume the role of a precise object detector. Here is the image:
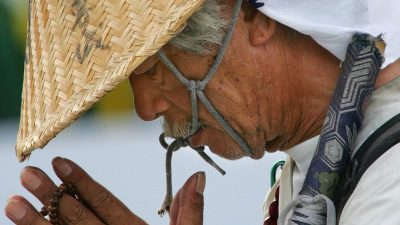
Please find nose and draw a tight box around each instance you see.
[128,74,171,121]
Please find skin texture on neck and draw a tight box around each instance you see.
[376,58,400,88]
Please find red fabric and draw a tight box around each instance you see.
[264,186,280,225]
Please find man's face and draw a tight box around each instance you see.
[128,15,294,160]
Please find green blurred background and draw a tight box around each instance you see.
[0,0,133,121]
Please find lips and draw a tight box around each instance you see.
[188,126,205,147]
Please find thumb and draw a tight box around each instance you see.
[175,172,206,225]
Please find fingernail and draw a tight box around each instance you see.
[53,157,72,176]
[20,168,42,191]
[195,172,206,195]
[53,157,72,177]
[5,198,27,221]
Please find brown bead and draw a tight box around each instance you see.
[49,206,58,213]
[39,208,48,217]
[50,217,59,223]
[49,211,58,218]
[50,198,58,205]
[53,195,61,201]
[40,182,79,225]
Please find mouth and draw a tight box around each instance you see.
[188,125,206,147]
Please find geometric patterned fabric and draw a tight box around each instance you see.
[288,33,384,224]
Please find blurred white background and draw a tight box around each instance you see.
[0,114,286,225]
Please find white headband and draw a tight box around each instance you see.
[255,0,400,67]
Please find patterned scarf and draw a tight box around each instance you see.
[278,33,385,225]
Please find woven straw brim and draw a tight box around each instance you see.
[16,0,205,162]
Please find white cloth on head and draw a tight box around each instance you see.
[256,0,400,67]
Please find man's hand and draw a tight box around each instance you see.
[4,157,205,225]
[169,172,205,225]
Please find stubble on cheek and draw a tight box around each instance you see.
[162,119,192,138]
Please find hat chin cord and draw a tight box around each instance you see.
[157,0,253,216]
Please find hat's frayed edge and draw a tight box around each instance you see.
[16,0,206,162]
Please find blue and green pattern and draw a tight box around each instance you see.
[287,33,384,225]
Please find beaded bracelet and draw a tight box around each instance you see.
[39,183,79,225]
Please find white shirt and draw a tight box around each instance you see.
[263,77,400,224]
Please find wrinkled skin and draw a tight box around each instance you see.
[6,158,204,225]
[6,0,400,224]
[129,10,341,160]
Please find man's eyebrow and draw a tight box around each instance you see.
[133,68,151,75]
[133,56,159,75]
[135,65,156,75]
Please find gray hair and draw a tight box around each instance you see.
[170,0,228,55]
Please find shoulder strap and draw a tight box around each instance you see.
[335,113,400,219]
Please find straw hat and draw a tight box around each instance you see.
[16,0,205,162]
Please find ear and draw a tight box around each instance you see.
[248,12,277,46]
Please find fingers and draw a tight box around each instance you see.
[5,195,51,225]
[20,167,105,225]
[51,157,147,225]
[20,167,57,209]
[169,189,181,224]
[59,194,105,224]
[169,172,205,225]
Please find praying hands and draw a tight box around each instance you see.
[5,157,205,225]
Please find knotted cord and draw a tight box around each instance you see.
[158,133,225,216]
[157,0,252,216]
[158,0,251,156]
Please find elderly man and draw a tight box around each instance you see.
[5,0,400,224]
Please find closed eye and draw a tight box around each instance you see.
[144,64,163,83]
[147,65,156,76]
[133,54,160,76]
